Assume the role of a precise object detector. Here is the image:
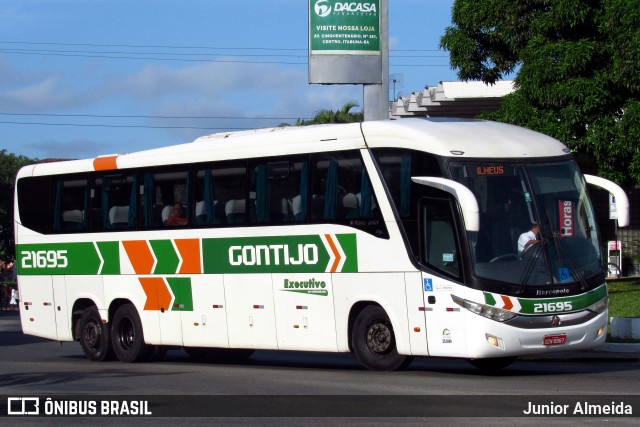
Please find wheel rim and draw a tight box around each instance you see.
[83,320,102,350]
[116,317,135,351]
[366,319,393,355]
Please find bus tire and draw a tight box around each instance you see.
[78,306,113,361]
[351,305,412,371]
[111,303,150,363]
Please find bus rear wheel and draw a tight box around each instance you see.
[78,306,113,361]
[352,305,412,371]
[111,303,150,363]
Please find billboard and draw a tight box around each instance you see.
[309,0,383,84]
[310,0,380,55]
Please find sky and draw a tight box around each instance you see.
[0,0,459,160]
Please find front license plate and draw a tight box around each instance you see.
[543,334,567,346]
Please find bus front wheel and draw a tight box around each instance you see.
[111,303,150,363]
[351,305,412,371]
[78,306,113,361]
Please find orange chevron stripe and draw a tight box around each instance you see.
[139,277,172,311]
[123,240,155,274]
[175,238,201,274]
[324,234,342,273]
[501,295,513,311]
[93,155,119,171]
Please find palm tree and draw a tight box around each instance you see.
[296,101,363,125]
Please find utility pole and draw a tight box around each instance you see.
[364,0,388,121]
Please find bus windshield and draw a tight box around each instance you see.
[449,160,602,288]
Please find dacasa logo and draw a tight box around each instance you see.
[318,2,378,16]
[315,0,332,17]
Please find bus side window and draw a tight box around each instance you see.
[142,169,189,228]
[309,151,386,237]
[250,157,308,224]
[93,174,138,230]
[52,175,88,233]
[194,167,224,226]
[17,176,51,234]
[420,197,462,280]
[208,161,247,225]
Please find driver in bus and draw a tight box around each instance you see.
[167,203,188,226]
[518,223,540,255]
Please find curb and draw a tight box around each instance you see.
[595,342,640,353]
[519,342,640,361]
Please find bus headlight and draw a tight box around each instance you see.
[586,296,608,314]
[451,295,518,322]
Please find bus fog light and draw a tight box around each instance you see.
[597,326,605,337]
[485,334,504,349]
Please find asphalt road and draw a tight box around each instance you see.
[1,310,638,425]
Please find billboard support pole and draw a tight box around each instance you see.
[364,0,388,121]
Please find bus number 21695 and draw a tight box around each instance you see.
[21,250,68,269]
[533,301,573,313]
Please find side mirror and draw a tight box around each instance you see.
[411,177,480,232]
[584,175,629,227]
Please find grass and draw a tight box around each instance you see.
[607,280,640,318]
[606,280,640,342]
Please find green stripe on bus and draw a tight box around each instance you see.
[150,240,180,274]
[167,277,193,311]
[16,233,358,276]
[484,292,497,307]
[483,284,607,314]
[516,285,607,314]
[96,241,120,274]
[16,242,119,275]
[201,234,357,274]
[336,234,357,273]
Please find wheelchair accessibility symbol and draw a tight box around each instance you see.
[558,267,571,283]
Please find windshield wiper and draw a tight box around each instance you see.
[544,207,589,292]
[518,243,544,291]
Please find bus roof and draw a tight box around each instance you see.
[18,118,569,178]
[362,118,569,158]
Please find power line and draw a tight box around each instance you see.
[0,49,449,66]
[0,49,308,65]
[0,120,258,130]
[0,112,311,121]
[0,47,308,59]
[0,40,450,66]
[0,47,445,59]
[0,40,445,52]
[0,40,308,51]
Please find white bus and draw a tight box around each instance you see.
[14,118,629,370]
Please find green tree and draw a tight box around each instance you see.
[440,0,640,184]
[296,101,364,125]
[0,149,37,258]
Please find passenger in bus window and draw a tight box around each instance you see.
[167,203,188,226]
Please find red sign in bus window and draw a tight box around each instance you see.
[559,200,574,237]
